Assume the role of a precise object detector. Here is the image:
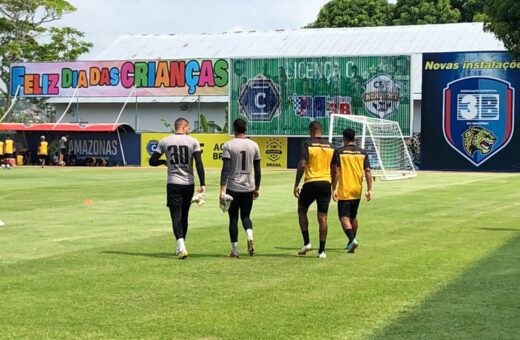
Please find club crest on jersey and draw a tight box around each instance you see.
[362,75,401,118]
[443,76,514,166]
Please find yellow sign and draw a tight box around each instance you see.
[254,137,287,169]
[141,133,287,169]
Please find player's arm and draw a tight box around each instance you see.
[253,159,261,199]
[293,159,306,199]
[294,142,308,198]
[148,151,167,166]
[219,157,231,205]
[331,149,340,202]
[193,151,205,193]
[363,153,372,201]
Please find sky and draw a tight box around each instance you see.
[57,0,332,59]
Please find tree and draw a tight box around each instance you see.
[451,0,486,22]
[392,0,460,25]
[0,0,92,118]
[306,0,393,28]
[484,0,520,57]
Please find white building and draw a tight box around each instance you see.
[48,22,505,133]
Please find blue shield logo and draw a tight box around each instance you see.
[146,140,159,155]
[443,76,515,166]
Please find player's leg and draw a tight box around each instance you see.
[227,190,240,257]
[338,200,355,247]
[316,181,332,258]
[346,199,361,253]
[167,184,188,259]
[239,191,255,256]
[180,184,195,240]
[297,183,314,255]
[352,217,358,238]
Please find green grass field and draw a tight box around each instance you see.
[1,168,519,339]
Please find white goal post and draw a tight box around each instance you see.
[328,114,416,180]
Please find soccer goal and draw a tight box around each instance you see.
[328,114,416,180]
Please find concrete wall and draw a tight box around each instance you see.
[55,102,228,133]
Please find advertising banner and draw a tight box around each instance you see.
[422,52,520,171]
[229,56,411,136]
[10,59,229,97]
[141,133,287,169]
[25,132,141,165]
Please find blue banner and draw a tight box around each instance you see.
[422,52,520,171]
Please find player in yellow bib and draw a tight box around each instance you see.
[0,139,4,165]
[332,128,372,253]
[293,121,338,259]
[3,136,14,167]
[38,136,48,168]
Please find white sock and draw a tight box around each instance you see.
[231,242,238,254]
[177,238,186,252]
[246,229,253,241]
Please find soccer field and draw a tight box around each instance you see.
[1,168,519,339]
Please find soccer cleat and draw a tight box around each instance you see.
[191,192,205,206]
[297,243,312,256]
[317,252,327,259]
[347,239,359,253]
[177,249,189,260]
[220,194,233,212]
[247,240,255,256]
[229,252,240,258]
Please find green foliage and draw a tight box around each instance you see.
[1,169,520,338]
[199,113,209,132]
[393,0,460,25]
[307,0,392,28]
[451,0,486,22]
[0,0,92,119]
[484,0,520,57]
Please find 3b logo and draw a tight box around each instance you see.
[443,76,514,166]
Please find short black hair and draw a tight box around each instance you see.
[343,128,356,141]
[174,117,189,130]
[309,121,322,134]
[233,118,247,134]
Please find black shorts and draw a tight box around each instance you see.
[226,189,254,215]
[298,181,332,213]
[38,155,47,161]
[166,183,195,208]
[338,199,361,218]
[4,153,13,158]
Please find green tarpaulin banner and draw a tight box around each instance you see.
[230,56,411,136]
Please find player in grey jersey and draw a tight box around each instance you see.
[149,117,205,260]
[220,118,261,257]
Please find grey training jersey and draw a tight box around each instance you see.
[155,134,201,185]
[222,138,260,192]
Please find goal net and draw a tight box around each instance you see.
[328,114,416,180]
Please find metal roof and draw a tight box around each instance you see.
[85,23,504,101]
[0,123,135,133]
[94,23,503,60]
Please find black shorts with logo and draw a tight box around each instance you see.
[298,181,332,213]
[338,199,361,218]
[166,183,195,208]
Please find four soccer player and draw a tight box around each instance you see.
[220,118,261,258]
[150,117,372,259]
[149,118,206,259]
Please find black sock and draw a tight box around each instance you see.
[343,228,354,243]
[319,241,326,253]
[302,230,310,245]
